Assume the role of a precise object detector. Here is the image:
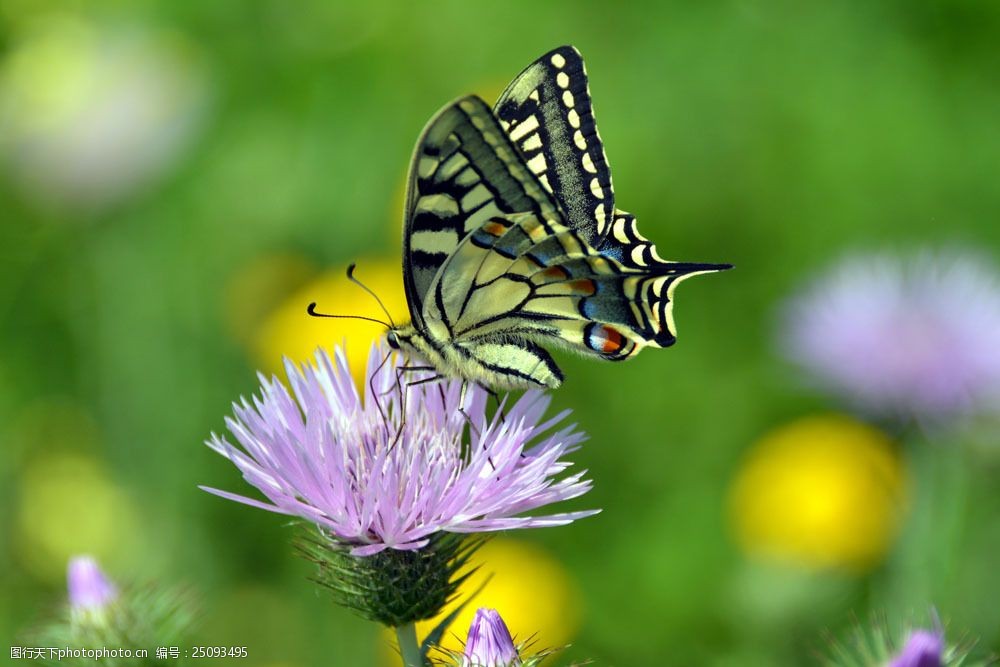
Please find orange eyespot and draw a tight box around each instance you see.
[569,279,597,296]
[600,326,624,353]
[482,221,508,237]
[541,266,570,280]
[586,323,626,355]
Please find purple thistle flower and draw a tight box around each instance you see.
[67,556,117,612]
[463,608,521,667]
[890,629,944,667]
[781,251,1000,421]
[202,344,598,556]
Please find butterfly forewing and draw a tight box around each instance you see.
[495,45,616,244]
[403,96,560,329]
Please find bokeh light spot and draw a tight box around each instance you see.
[729,414,907,572]
[16,453,144,583]
[379,538,582,663]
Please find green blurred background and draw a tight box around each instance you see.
[2,1,999,665]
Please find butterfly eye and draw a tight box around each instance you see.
[386,331,400,350]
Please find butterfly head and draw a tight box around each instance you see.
[386,329,401,350]
[384,323,441,367]
[385,324,421,353]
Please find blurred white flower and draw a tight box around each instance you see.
[0,15,208,212]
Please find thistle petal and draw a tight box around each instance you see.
[203,343,597,554]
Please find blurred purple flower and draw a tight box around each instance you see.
[782,251,1000,421]
[203,345,597,556]
[463,608,521,667]
[890,629,944,667]
[67,556,117,612]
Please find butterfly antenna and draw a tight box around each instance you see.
[346,263,397,328]
[305,302,390,328]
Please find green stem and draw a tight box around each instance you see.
[396,622,423,667]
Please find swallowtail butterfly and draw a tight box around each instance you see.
[384,47,730,389]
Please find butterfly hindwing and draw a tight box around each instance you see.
[403,95,560,329]
[495,45,615,244]
[426,211,702,361]
[453,338,564,389]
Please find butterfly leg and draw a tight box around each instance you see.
[386,363,439,445]
[449,380,482,440]
[454,381,500,471]
[368,347,395,441]
[480,384,507,423]
[385,373,446,450]
[386,364,437,397]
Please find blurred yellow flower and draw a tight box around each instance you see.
[729,414,907,572]
[252,258,408,379]
[225,253,318,346]
[16,453,144,582]
[379,538,582,663]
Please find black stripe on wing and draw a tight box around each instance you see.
[403,96,560,328]
[495,45,616,245]
[443,213,729,352]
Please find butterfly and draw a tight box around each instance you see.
[379,47,729,389]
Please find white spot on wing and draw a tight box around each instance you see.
[412,229,459,254]
[573,130,587,150]
[594,204,607,233]
[460,184,491,211]
[556,72,570,88]
[581,153,596,173]
[508,114,539,141]
[567,109,580,129]
[522,133,543,151]
[454,166,478,187]
[527,153,548,174]
[562,90,575,108]
[631,245,648,266]
[438,152,469,180]
[417,193,459,216]
[613,219,631,243]
[590,177,604,199]
[418,156,437,179]
[551,53,566,68]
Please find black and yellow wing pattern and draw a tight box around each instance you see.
[496,46,679,268]
[388,48,729,389]
[402,96,561,331]
[494,45,615,244]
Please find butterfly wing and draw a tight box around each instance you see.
[495,46,730,294]
[401,67,729,388]
[425,211,725,363]
[494,45,615,245]
[402,95,561,330]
